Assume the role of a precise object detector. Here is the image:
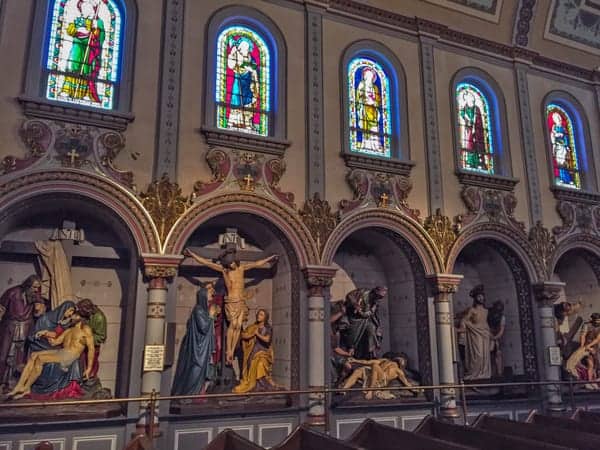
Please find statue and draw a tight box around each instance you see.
[342,287,386,359]
[0,275,44,390]
[6,305,94,400]
[330,301,354,386]
[232,309,279,394]
[487,300,506,378]
[565,313,600,389]
[456,284,492,380]
[341,353,420,400]
[171,285,220,397]
[75,299,106,380]
[554,300,583,358]
[183,248,278,364]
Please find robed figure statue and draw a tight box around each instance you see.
[171,287,220,396]
[342,287,387,359]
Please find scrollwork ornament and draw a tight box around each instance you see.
[299,193,339,253]
[424,209,457,264]
[306,275,334,297]
[528,221,555,277]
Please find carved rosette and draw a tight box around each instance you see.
[191,148,295,208]
[528,221,556,278]
[299,193,339,254]
[458,185,524,232]
[424,209,458,265]
[339,168,419,219]
[140,174,191,245]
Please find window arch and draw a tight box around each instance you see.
[545,102,581,189]
[341,41,410,169]
[21,0,136,129]
[451,69,511,179]
[203,6,288,154]
[45,0,124,110]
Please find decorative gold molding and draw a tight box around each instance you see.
[140,174,191,246]
[299,193,339,254]
[528,221,556,278]
[424,208,458,265]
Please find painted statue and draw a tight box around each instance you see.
[487,300,506,378]
[554,300,583,358]
[75,299,106,379]
[330,301,354,386]
[341,353,419,400]
[171,286,220,396]
[566,313,600,390]
[342,287,386,359]
[456,284,492,380]
[232,309,278,393]
[183,248,278,365]
[458,89,487,171]
[0,275,44,390]
[356,67,383,153]
[226,35,259,132]
[6,305,94,400]
[60,0,105,103]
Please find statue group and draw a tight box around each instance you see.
[455,285,506,381]
[330,286,422,401]
[173,245,280,398]
[555,301,600,389]
[0,275,107,401]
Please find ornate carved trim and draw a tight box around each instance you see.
[200,127,290,156]
[528,221,556,279]
[192,148,231,197]
[456,171,519,191]
[164,192,318,266]
[304,266,337,297]
[299,194,339,255]
[142,254,183,280]
[0,170,158,253]
[18,96,135,131]
[552,198,600,239]
[532,281,565,307]
[1,120,52,175]
[457,185,524,232]
[139,174,191,247]
[552,186,600,204]
[425,273,463,296]
[424,209,459,266]
[513,0,537,47]
[342,153,414,176]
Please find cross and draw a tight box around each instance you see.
[242,174,254,191]
[67,149,80,166]
[379,192,389,208]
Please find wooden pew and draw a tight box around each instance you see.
[415,415,574,450]
[271,425,356,450]
[528,412,600,436]
[473,413,600,450]
[346,418,477,450]
[205,430,263,450]
[571,408,600,424]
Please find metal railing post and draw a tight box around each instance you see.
[460,382,468,425]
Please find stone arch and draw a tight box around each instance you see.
[322,209,442,273]
[447,223,543,283]
[550,235,600,276]
[0,170,159,254]
[165,193,318,266]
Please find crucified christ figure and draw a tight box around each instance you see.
[183,248,278,365]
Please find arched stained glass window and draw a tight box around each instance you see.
[456,82,494,174]
[46,0,123,110]
[216,26,270,136]
[348,57,391,158]
[546,104,581,189]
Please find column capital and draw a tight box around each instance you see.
[142,253,183,280]
[426,274,463,296]
[303,265,337,297]
[532,281,565,307]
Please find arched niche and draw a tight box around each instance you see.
[329,226,430,402]
[172,212,301,403]
[0,192,139,401]
[452,238,538,384]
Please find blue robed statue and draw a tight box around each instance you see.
[171,287,219,396]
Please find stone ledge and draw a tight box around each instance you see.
[551,186,600,204]
[201,126,290,156]
[456,171,519,191]
[342,152,414,176]
[18,96,134,131]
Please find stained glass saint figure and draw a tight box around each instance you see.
[547,104,581,189]
[216,27,269,136]
[46,0,122,110]
[457,83,494,174]
[348,58,391,157]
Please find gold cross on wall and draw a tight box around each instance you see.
[242,174,254,191]
[67,149,80,166]
[379,192,389,208]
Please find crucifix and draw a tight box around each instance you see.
[183,228,278,365]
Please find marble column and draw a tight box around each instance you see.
[137,255,181,435]
[426,274,463,419]
[303,265,337,427]
[533,281,565,411]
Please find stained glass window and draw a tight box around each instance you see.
[546,104,581,189]
[216,26,270,136]
[46,0,122,110]
[456,83,494,174]
[348,57,391,158]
